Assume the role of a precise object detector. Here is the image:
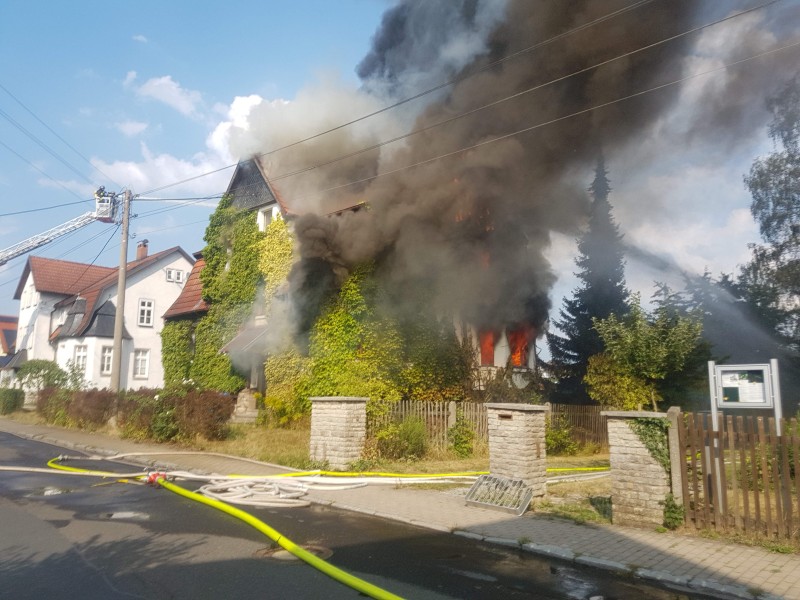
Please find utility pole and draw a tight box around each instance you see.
[110,189,132,392]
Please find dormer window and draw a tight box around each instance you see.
[166,268,184,283]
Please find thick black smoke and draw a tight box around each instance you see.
[245,0,798,339]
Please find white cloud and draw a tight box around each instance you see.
[123,71,137,88]
[132,34,148,43]
[135,75,203,118]
[91,142,231,197]
[114,120,149,137]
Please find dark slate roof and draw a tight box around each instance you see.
[221,322,268,356]
[227,158,288,213]
[83,300,131,339]
[163,253,210,320]
[3,349,26,370]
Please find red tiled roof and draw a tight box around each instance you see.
[0,315,17,354]
[163,255,209,320]
[14,257,115,300]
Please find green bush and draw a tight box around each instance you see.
[37,387,72,426]
[0,388,24,414]
[661,492,685,530]
[117,389,161,440]
[448,407,475,458]
[545,414,579,456]
[376,417,428,460]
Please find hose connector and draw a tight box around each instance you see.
[146,471,167,485]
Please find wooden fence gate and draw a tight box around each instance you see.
[677,412,800,540]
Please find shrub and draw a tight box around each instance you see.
[447,407,475,458]
[0,388,24,414]
[37,387,72,426]
[546,414,579,456]
[118,389,182,442]
[67,389,116,428]
[174,389,235,440]
[375,416,428,460]
[661,492,685,530]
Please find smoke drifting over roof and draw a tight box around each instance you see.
[224,0,799,338]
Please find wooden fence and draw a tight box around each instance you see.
[367,401,607,450]
[677,413,800,540]
[548,403,608,449]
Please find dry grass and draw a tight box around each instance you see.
[193,424,312,469]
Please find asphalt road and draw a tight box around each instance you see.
[0,432,707,599]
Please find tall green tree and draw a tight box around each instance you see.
[586,293,703,411]
[547,157,628,403]
[742,74,800,346]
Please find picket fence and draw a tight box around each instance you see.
[367,400,608,450]
[677,413,800,540]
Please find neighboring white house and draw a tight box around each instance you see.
[11,241,194,389]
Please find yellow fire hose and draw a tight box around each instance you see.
[45,457,404,600]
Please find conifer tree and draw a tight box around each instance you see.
[547,157,628,403]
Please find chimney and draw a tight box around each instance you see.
[136,239,149,261]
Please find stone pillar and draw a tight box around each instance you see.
[309,397,367,470]
[603,411,671,527]
[485,403,547,496]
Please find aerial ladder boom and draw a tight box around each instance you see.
[0,188,118,267]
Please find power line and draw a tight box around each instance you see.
[0,139,93,203]
[0,81,121,188]
[0,199,95,218]
[137,0,658,197]
[263,1,781,188]
[0,105,93,185]
[302,38,800,201]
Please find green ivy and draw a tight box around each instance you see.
[161,319,193,388]
[302,265,403,420]
[257,217,294,303]
[661,492,685,530]
[164,194,266,394]
[629,417,671,475]
[448,406,475,458]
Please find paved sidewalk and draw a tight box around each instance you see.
[2,418,798,600]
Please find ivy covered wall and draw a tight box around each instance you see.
[162,194,472,414]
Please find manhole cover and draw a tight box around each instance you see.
[253,544,333,562]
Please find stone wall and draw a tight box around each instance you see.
[485,403,547,496]
[604,411,671,527]
[309,397,367,470]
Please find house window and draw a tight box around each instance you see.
[138,299,154,327]
[166,269,185,283]
[133,349,150,379]
[73,345,88,373]
[100,346,113,375]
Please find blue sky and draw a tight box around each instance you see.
[0,0,389,314]
[0,0,799,331]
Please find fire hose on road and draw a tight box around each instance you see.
[2,451,609,600]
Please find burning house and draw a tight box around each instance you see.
[209,0,797,395]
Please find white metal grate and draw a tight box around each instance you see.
[464,474,533,516]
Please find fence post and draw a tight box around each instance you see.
[447,401,457,430]
[486,403,547,496]
[666,406,684,505]
[603,410,672,527]
[309,396,368,470]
